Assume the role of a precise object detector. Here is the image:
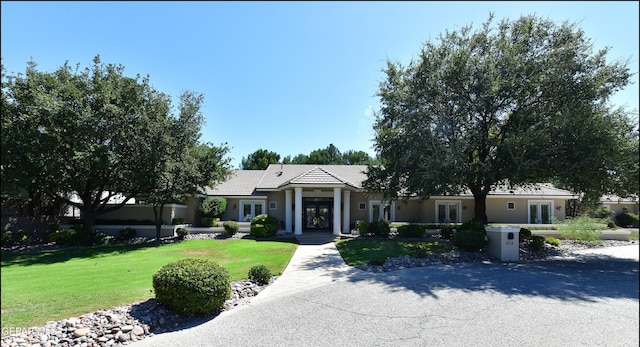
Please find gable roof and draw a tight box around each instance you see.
[256,164,368,190]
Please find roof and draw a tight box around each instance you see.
[486,183,576,198]
[601,195,639,204]
[203,170,267,197]
[256,164,368,190]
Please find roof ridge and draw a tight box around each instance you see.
[316,166,351,185]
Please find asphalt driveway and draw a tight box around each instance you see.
[134,243,639,347]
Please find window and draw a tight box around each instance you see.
[239,200,266,221]
[435,201,461,223]
[507,202,515,210]
[369,201,395,222]
[528,200,553,224]
[269,202,277,210]
[359,203,366,210]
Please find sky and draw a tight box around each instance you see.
[2,1,638,168]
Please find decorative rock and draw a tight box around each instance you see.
[132,326,145,336]
[118,333,130,342]
[121,325,133,333]
[74,328,91,337]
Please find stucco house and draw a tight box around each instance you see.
[181,164,577,235]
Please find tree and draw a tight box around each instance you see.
[364,14,636,224]
[143,91,232,241]
[241,149,281,170]
[1,55,226,231]
[342,150,376,165]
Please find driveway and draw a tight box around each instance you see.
[134,243,639,347]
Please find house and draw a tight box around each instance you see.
[183,164,577,235]
[600,194,639,216]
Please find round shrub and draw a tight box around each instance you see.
[176,228,190,239]
[615,211,639,228]
[357,220,370,236]
[200,217,218,227]
[49,228,78,246]
[248,265,272,285]
[153,258,231,315]
[519,227,532,243]
[223,221,239,235]
[529,235,546,252]
[14,229,32,245]
[397,224,426,238]
[373,220,391,237]
[2,230,13,246]
[250,214,279,238]
[453,219,488,252]
[119,227,137,240]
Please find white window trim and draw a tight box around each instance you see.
[435,200,462,223]
[369,200,395,222]
[239,200,266,222]
[507,201,515,210]
[527,200,554,224]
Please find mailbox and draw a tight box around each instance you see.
[486,227,520,261]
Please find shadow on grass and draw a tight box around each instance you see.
[0,241,179,267]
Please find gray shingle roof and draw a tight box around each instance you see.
[256,164,368,189]
[203,170,267,196]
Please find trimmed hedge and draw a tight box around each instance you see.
[453,219,488,252]
[223,221,239,235]
[153,258,231,315]
[397,224,426,238]
[248,265,272,285]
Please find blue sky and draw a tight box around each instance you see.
[2,1,638,168]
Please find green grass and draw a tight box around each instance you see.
[335,238,457,266]
[1,239,297,334]
[630,230,639,241]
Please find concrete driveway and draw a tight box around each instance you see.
[134,243,639,347]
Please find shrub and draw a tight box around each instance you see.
[529,235,546,252]
[171,218,185,225]
[223,221,239,235]
[119,227,137,240]
[397,224,426,238]
[373,220,391,237]
[49,228,78,246]
[250,214,279,238]
[357,220,370,236]
[152,258,231,315]
[546,237,561,247]
[558,216,603,245]
[369,256,387,266]
[176,228,189,239]
[519,228,532,243]
[14,229,32,245]
[200,217,218,227]
[453,219,488,252]
[200,197,228,218]
[606,220,616,229]
[2,230,13,246]
[615,211,639,228]
[248,265,272,285]
[440,226,454,240]
[48,222,60,233]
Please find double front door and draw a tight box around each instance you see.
[304,201,332,231]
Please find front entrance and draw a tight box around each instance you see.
[303,201,332,231]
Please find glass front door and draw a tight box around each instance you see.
[529,201,552,224]
[304,202,332,230]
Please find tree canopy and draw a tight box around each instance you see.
[1,55,231,231]
[364,14,637,223]
[243,144,378,166]
[241,149,281,170]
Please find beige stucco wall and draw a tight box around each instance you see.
[604,202,639,216]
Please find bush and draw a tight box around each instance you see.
[529,235,546,252]
[223,221,239,235]
[558,216,603,245]
[200,197,228,218]
[372,220,391,237]
[453,219,488,252]
[152,258,231,315]
[248,265,272,285]
[357,220,370,236]
[546,237,561,247]
[14,229,32,245]
[49,228,79,246]
[48,222,60,233]
[176,228,189,239]
[250,214,279,238]
[172,218,185,225]
[2,230,13,246]
[119,227,137,240]
[615,211,639,228]
[397,224,426,238]
[200,217,218,227]
[606,220,616,229]
[519,228,532,243]
[440,227,454,240]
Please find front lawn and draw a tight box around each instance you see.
[0,239,297,334]
[335,238,457,266]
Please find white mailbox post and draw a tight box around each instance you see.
[485,226,520,261]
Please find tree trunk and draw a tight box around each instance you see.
[472,192,488,225]
[152,203,165,243]
[81,205,96,231]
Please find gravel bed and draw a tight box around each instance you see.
[1,233,635,346]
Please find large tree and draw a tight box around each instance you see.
[364,14,636,223]
[1,55,229,231]
[240,149,281,170]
